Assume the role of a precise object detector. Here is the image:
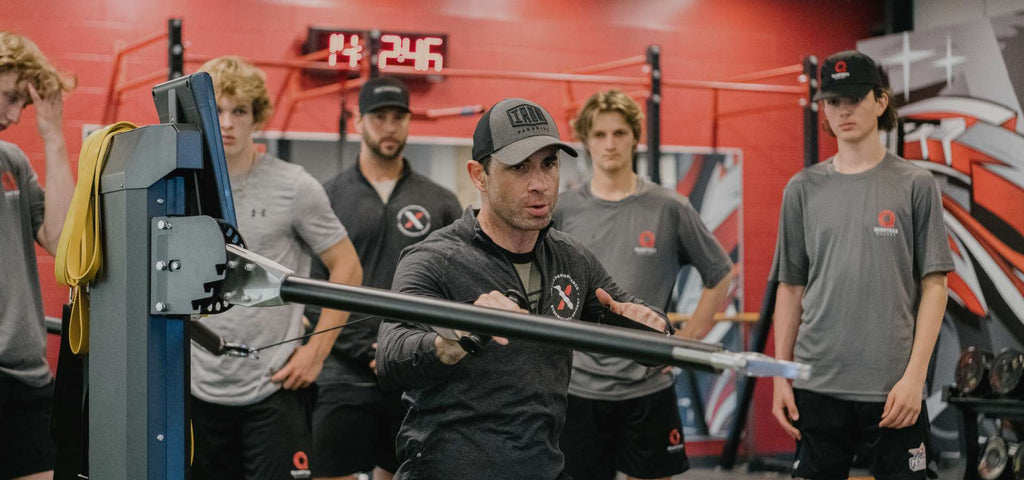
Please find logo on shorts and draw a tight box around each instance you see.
[873,209,899,237]
[2,171,18,199]
[549,273,581,320]
[666,428,686,453]
[908,442,926,472]
[635,230,657,255]
[397,205,431,237]
[291,451,311,479]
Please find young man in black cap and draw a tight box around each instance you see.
[376,98,671,480]
[308,76,462,480]
[770,50,953,479]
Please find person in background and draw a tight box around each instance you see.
[771,50,952,480]
[0,30,75,480]
[554,89,735,480]
[190,56,362,480]
[308,76,461,480]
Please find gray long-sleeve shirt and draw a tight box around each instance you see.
[377,208,666,480]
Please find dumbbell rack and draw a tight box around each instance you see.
[944,385,1024,479]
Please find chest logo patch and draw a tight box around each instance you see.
[549,273,582,320]
[2,171,19,198]
[397,205,431,237]
[874,209,899,237]
[634,230,657,255]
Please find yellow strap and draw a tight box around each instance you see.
[54,122,137,354]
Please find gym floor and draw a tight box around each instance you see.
[677,465,965,479]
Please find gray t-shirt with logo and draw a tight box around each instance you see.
[770,153,954,401]
[191,154,348,406]
[0,141,50,388]
[554,178,733,400]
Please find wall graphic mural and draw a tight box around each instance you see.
[859,12,1024,455]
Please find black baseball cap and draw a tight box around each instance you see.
[358,76,410,114]
[472,98,578,164]
[813,50,884,101]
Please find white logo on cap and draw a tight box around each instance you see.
[374,85,403,95]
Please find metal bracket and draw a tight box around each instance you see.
[220,244,293,307]
[149,215,228,315]
[670,348,811,380]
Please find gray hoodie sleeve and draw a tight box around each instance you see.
[376,246,459,390]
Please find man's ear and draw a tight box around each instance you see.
[875,90,889,116]
[467,160,487,192]
[353,112,364,135]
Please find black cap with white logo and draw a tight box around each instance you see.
[359,76,410,114]
[813,50,884,101]
[472,98,578,164]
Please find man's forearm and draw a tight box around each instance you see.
[38,136,73,254]
[306,308,348,360]
[773,283,804,362]
[903,273,948,382]
[377,321,454,390]
[305,256,362,361]
[681,267,736,338]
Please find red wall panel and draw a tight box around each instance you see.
[2,0,879,458]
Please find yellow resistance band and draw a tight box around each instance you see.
[55,122,137,355]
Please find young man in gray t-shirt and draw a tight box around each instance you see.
[0,31,76,480]
[554,90,735,480]
[188,56,362,480]
[770,50,953,480]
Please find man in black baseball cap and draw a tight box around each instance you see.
[377,98,671,479]
[308,74,463,480]
[813,49,884,101]
[359,75,411,114]
[771,49,951,480]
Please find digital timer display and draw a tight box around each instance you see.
[306,28,447,73]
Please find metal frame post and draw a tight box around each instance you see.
[367,29,381,78]
[89,126,200,480]
[645,45,662,183]
[168,19,183,80]
[718,281,779,469]
[803,56,819,167]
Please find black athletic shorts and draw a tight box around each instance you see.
[190,387,315,480]
[311,383,404,477]
[0,376,56,479]
[793,388,933,480]
[560,386,690,480]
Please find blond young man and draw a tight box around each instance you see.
[0,30,75,480]
[554,90,734,480]
[770,51,952,479]
[189,56,362,480]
